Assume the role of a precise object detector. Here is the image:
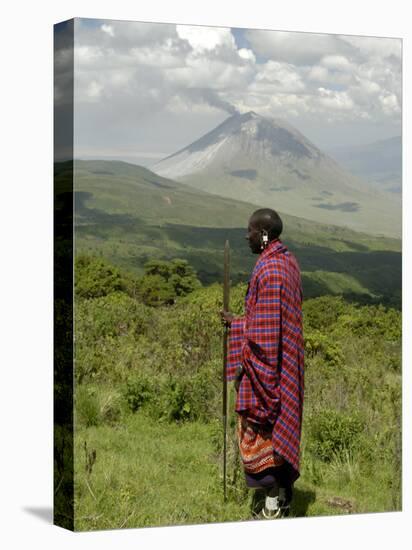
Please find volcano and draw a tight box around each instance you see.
[152,112,400,237]
[154,111,325,176]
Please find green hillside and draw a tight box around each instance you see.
[72,276,401,529]
[62,160,401,306]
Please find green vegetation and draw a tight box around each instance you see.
[75,255,128,299]
[138,258,201,306]
[74,258,401,530]
[67,159,401,529]
[75,255,201,307]
[66,160,401,307]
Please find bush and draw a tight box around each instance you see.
[75,255,128,299]
[124,372,155,413]
[100,392,123,425]
[304,330,328,357]
[76,385,100,427]
[163,380,193,422]
[137,259,202,306]
[137,274,175,306]
[125,375,196,423]
[76,292,151,340]
[303,296,346,331]
[307,408,364,462]
[304,330,344,367]
[75,293,153,383]
[122,364,221,424]
[343,305,401,340]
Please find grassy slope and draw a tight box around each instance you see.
[65,160,401,303]
[73,286,401,531]
[73,411,342,531]
[75,266,401,530]
[180,162,401,238]
[74,406,396,531]
[74,412,248,531]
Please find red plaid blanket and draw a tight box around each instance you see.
[227,239,304,480]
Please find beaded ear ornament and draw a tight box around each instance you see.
[261,229,269,249]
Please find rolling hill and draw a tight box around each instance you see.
[62,160,401,306]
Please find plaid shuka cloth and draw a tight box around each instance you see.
[227,239,304,480]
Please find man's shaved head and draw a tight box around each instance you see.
[250,208,283,240]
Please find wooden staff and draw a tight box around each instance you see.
[222,239,230,502]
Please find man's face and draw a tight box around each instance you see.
[245,218,262,254]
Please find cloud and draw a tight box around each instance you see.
[251,60,305,93]
[317,87,354,111]
[307,65,354,86]
[71,19,402,155]
[176,24,235,52]
[238,48,256,63]
[339,35,401,60]
[165,55,254,93]
[351,77,381,98]
[101,24,114,37]
[73,20,401,120]
[321,55,353,70]
[245,30,349,65]
[307,65,329,82]
[86,80,104,99]
[243,31,400,123]
[379,93,400,115]
[76,19,179,49]
[129,44,186,69]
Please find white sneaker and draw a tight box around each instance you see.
[262,495,282,519]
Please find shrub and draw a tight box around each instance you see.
[344,305,401,340]
[100,392,123,425]
[75,255,127,299]
[76,292,151,340]
[323,341,344,367]
[307,408,364,462]
[76,385,100,427]
[303,296,346,331]
[137,258,202,306]
[122,366,220,424]
[164,380,193,422]
[75,293,152,383]
[124,372,155,413]
[137,274,175,306]
[304,330,328,357]
[304,330,344,367]
[74,335,117,384]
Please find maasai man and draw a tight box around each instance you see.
[220,208,304,519]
